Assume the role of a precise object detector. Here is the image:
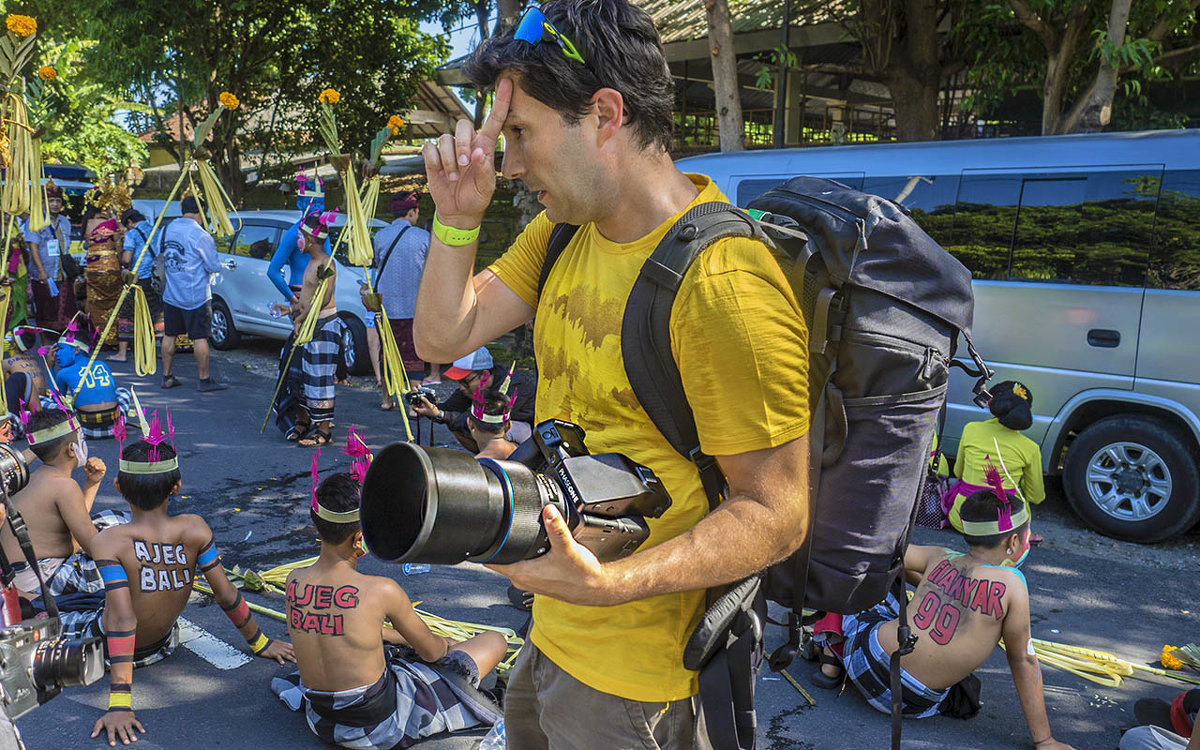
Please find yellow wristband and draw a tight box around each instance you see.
[249,631,271,655]
[108,691,133,711]
[432,213,480,247]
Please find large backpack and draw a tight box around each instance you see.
[537,176,994,749]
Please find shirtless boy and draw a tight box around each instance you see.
[469,387,518,460]
[88,436,294,747]
[0,408,106,608]
[271,213,344,447]
[816,485,1075,750]
[274,472,504,748]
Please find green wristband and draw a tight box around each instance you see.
[432,213,480,247]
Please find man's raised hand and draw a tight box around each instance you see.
[422,77,513,230]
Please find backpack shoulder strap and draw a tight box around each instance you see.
[536,223,580,301]
[620,201,768,511]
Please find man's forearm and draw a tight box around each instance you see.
[608,488,806,603]
[413,236,480,362]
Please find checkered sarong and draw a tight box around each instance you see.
[271,647,499,750]
[44,510,129,639]
[842,592,950,719]
[38,388,133,440]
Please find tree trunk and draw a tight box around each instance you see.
[1041,49,1071,134]
[496,0,523,36]
[1060,0,1134,133]
[704,0,745,151]
[888,69,941,141]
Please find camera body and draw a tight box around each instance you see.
[360,419,673,566]
[0,616,104,720]
[403,386,438,408]
[0,443,105,720]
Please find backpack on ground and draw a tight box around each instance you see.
[538,177,993,749]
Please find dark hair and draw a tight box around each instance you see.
[464,0,675,153]
[959,489,1028,548]
[312,473,361,545]
[117,441,181,510]
[989,380,1033,431]
[180,196,200,215]
[121,208,146,225]
[14,328,37,352]
[468,388,512,436]
[26,408,76,462]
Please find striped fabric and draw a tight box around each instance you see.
[38,388,134,440]
[842,592,950,719]
[274,315,344,434]
[271,647,500,750]
[42,510,129,639]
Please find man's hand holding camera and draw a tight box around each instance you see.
[485,505,621,607]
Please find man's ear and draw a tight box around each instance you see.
[112,476,121,494]
[172,479,183,495]
[591,88,625,147]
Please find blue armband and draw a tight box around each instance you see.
[97,560,128,591]
[197,540,220,571]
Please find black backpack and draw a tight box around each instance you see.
[537,177,993,749]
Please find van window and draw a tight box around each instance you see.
[862,175,959,247]
[234,224,279,259]
[1009,170,1156,286]
[952,173,1021,279]
[1149,169,1200,290]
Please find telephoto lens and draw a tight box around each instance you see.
[360,443,565,565]
[360,420,673,567]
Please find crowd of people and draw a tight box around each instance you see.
[0,1,1193,749]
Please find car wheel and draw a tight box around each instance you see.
[1063,415,1200,543]
[210,298,240,350]
[338,313,369,375]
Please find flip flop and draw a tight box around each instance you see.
[380,401,395,411]
[507,585,534,612]
[298,429,333,447]
[161,375,182,389]
[810,650,844,689]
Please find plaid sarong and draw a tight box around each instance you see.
[40,388,133,440]
[271,647,499,750]
[46,510,129,638]
[274,316,344,434]
[842,592,950,719]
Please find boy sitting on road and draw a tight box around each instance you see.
[814,471,1075,750]
[0,407,106,611]
[469,386,519,461]
[272,471,504,749]
[88,433,295,747]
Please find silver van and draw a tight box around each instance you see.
[677,130,1200,543]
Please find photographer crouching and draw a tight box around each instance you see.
[404,1,811,747]
[407,347,535,452]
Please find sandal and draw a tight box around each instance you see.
[286,423,311,443]
[507,585,534,612]
[161,375,182,389]
[380,400,395,411]
[298,428,333,447]
[811,649,844,689]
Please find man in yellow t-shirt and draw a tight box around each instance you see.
[413,2,810,746]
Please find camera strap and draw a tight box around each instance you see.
[371,225,410,294]
[1,496,59,618]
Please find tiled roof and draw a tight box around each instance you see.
[637,0,851,45]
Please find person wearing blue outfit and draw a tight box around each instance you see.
[269,179,330,302]
[53,338,128,440]
[114,209,163,362]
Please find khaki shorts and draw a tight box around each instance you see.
[505,642,698,750]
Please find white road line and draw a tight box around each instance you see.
[177,617,252,670]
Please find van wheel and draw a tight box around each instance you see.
[210,299,240,350]
[1063,416,1200,543]
[338,313,369,376]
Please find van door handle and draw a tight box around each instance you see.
[223,260,237,271]
[1087,329,1120,348]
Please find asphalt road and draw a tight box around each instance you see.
[16,339,1200,750]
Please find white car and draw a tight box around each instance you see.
[207,210,385,375]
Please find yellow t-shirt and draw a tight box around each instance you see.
[488,174,810,702]
[949,417,1046,531]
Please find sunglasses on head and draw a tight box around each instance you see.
[513,6,598,79]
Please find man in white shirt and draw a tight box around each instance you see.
[27,181,80,332]
[158,196,225,392]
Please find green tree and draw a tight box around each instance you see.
[966,0,1200,135]
[76,0,449,201]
